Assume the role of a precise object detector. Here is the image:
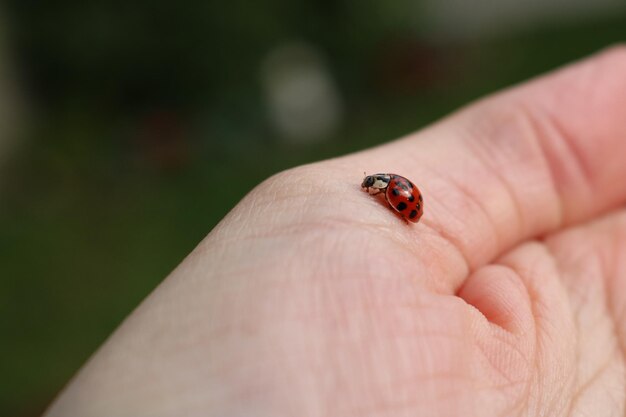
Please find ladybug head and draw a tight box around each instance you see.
[361,175,375,188]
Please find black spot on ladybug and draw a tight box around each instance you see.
[408,194,415,202]
[409,210,418,219]
[392,188,400,196]
[396,202,407,211]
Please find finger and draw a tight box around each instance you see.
[542,208,626,371]
[541,211,626,417]
[328,45,626,283]
[453,209,626,414]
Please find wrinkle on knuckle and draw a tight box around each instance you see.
[238,167,325,222]
[417,161,500,271]
[458,98,563,240]
[250,168,313,207]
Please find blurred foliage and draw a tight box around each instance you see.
[0,1,625,416]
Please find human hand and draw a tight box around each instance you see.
[46,47,626,417]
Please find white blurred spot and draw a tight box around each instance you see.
[261,41,342,143]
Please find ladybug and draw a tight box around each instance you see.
[361,173,423,223]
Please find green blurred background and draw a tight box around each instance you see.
[0,1,624,415]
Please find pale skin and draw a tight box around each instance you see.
[46,47,626,417]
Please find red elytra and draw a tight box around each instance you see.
[361,173,423,223]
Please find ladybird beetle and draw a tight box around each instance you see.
[361,173,423,223]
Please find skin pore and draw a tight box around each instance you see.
[45,46,626,417]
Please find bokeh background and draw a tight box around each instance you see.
[1,1,625,415]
